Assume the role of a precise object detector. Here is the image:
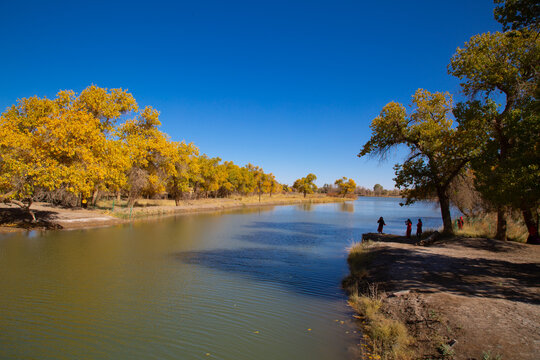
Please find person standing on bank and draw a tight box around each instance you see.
[405,219,412,238]
[377,217,386,234]
[416,219,422,239]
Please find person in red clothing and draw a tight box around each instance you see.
[377,217,386,234]
[458,216,464,230]
[416,219,423,239]
[405,219,412,238]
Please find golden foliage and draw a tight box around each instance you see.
[0,86,286,207]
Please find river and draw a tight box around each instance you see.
[0,197,444,359]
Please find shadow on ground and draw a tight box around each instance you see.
[436,237,526,252]
[0,207,61,229]
[368,244,540,305]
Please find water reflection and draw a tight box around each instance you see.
[297,203,313,211]
[339,202,354,213]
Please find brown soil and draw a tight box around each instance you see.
[0,203,122,231]
[359,233,540,359]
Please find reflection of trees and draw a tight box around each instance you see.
[298,203,313,212]
[340,202,354,213]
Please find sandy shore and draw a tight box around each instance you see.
[346,233,540,359]
[0,195,350,232]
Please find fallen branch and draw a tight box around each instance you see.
[3,198,36,222]
[416,231,440,246]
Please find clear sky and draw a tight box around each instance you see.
[0,0,501,188]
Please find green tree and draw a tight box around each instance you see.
[494,0,539,31]
[359,89,476,234]
[373,183,384,195]
[293,173,318,198]
[448,28,539,240]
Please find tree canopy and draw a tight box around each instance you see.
[448,15,539,240]
[494,0,539,31]
[359,89,477,234]
[335,177,356,197]
[293,174,318,198]
[0,86,288,217]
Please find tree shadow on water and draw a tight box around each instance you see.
[176,247,347,300]
[176,222,365,299]
[238,231,323,247]
[243,221,361,240]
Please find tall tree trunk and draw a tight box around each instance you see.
[437,187,453,235]
[521,205,536,232]
[127,188,138,208]
[92,189,100,206]
[521,204,538,243]
[495,207,507,241]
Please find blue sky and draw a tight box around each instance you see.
[0,0,501,188]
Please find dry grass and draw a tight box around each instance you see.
[456,212,529,242]
[347,241,375,277]
[348,284,412,360]
[344,242,412,360]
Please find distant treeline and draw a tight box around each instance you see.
[319,183,400,197]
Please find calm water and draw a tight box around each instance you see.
[0,197,443,359]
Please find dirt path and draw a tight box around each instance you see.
[361,234,540,359]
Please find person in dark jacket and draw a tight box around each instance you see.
[377,217,386,234]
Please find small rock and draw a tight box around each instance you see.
[392,290,411,297]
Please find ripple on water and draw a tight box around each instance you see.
[1,199,444,359]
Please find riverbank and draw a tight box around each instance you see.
[0,194,350,232]
[344,233,540,360]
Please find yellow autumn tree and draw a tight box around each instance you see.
[120,106,177,206]
[167,141,199,205]
[195,155,227,198]
[293,173,318,198]
[0,88,135,217]
[334,177,356,197]
[0,85,306,216]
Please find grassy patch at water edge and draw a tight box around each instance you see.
[455,212,529,242]
[343,242,412,360]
